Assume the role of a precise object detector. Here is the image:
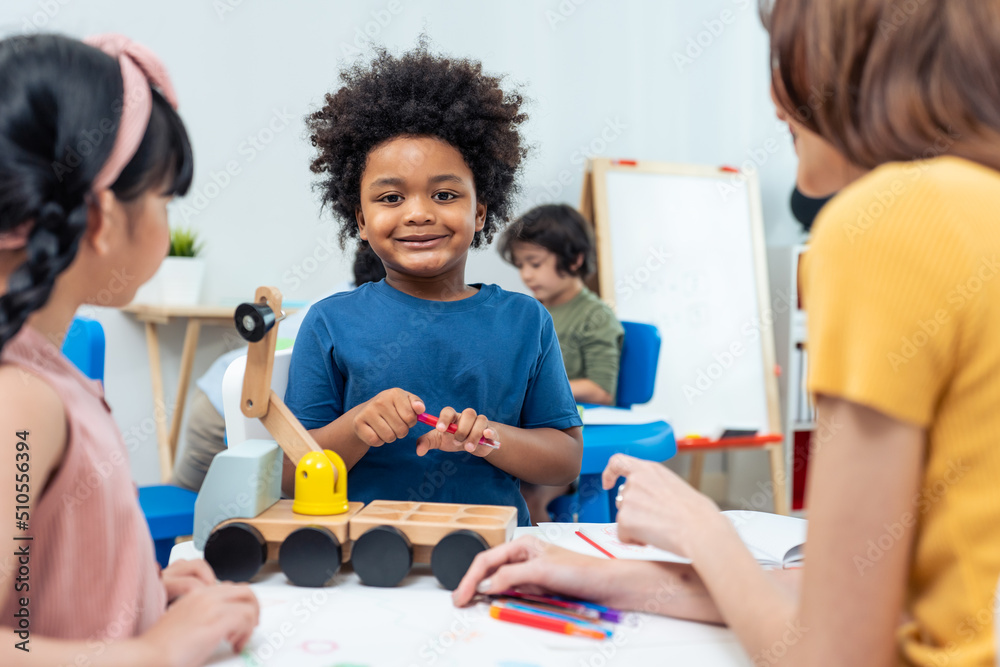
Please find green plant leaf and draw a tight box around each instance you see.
[169,226,203,257]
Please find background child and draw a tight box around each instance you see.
[285,45,584,526]
[500,204,624,405]
[499,204,624,523]
[0,34,257,666]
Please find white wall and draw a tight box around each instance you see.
[2,0,805,486]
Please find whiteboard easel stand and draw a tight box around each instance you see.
[580,158,788,515]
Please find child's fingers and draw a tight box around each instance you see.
[393,390,424,424]
[452,407,479,442]
[376,414,410,443]
[465,415,497,456]
[168,559,216,586]
[436,406,458,434]
[415,431,443,457]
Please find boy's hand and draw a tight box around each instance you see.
[415,406,500,458]
[353,388,424,447]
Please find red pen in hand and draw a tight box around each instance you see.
[416,412,500,449]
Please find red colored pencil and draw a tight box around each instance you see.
[416,412,500,449]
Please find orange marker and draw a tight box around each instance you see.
[490,603,610,640]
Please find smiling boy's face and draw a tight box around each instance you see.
[356,135,486,292]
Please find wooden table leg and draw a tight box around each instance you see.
[768,443,789,515]
[688,452,705,490]
[144,322,171,483]
[167,319,202,479]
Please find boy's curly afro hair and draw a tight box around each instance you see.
[307,43,528,249]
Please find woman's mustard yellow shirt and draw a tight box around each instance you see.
[804,156,1000,666]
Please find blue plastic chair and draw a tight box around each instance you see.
[62,317,197,567]
[549,321,677,523]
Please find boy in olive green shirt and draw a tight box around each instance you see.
[501,204,624,522]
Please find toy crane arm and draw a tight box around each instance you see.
[236,286,323,468]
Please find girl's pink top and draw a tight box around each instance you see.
[0,325,165,640]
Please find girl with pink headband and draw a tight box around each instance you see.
[0,34,258,666]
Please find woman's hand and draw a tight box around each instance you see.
[452,536,624,607]
[161,559,217,603]
[452,535,724,623]
[143,583,259,667]
[602,454,722,557]
[352,388,424,447]
[415,406,499,458]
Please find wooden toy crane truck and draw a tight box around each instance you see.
[192,287,516,590]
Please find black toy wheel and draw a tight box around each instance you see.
[431,530,490,591]
[279,526,343,587]
[234,302,275,342]
[204,522,268,583]
[351,525,413,587]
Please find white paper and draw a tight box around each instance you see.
[572,511,808,569]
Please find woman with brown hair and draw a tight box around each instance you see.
[453,1,1000,664]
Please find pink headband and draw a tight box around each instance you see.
[0,35,179,251]
[84,33,180,191]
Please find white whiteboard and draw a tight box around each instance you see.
[592,162,778,437]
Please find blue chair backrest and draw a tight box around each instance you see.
[615,321,660,408]
[61,317,106,382]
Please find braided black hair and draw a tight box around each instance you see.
[0,34,193,352]
[307,41,528,249]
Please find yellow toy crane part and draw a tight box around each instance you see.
[293,449,350,515]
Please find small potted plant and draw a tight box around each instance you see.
[159,226,205,305]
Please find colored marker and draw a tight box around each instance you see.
[498,590,623,624]
[500,601,610,630]
[489,602,610,640]
[611,159,638,166]
[551,596,625,624]
[416,412,500,449]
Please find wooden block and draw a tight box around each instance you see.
[217,499,365,562]
[259,393,323,466]
[241,286,282,419]
[348,500,517,562]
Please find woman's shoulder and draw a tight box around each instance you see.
[814,156,1000,254]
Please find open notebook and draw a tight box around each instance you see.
[570,510,807,569]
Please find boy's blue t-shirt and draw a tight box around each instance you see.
[284,280,583,526]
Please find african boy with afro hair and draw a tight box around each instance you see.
[307,42,529,249]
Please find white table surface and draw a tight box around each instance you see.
[170,525,750,667]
